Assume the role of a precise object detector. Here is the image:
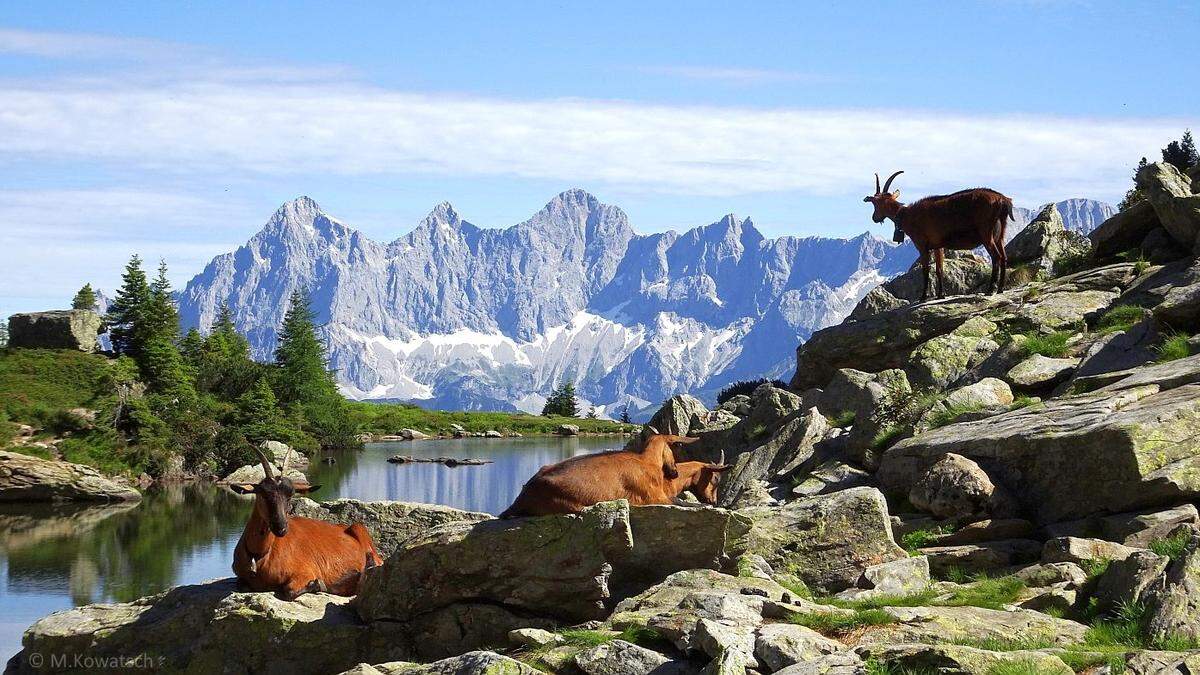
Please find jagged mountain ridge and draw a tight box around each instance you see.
[177,191,1111,415]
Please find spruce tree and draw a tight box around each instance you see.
[107,255,152,358]
[541,379,579,417]
[273,290,339,406]
[72,283,98,311]
[144,260,180,343]
[235,377,288,443]
[1163,130,1199,171]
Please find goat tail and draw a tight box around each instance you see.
[994,196,1014,243]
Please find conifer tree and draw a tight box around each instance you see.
[144,260,180,343]
[619,403,632,424]
[107,255,152,358]
[541,379,579,417]
[72,283,98,311]
[1163,130,1199,172]
[273,290,339,406]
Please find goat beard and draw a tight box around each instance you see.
[892,227,905,244]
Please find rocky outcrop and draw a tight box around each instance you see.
[9,580,410,675]
[1005,203,1091,275]
[1007,354,1077,392]
[1144,531,1200,643]
[356,501,632,658]
[853,644,1073,674]
[290,498,491,557]
[0,451,140,502]
[1137,162,1200,252]
[879,355,1200,525]
[648,394,709,436]
[908,453,1015,520]
[739,487,907,593]
[1090,200,1161,258]
[574,640,692,675]
[6,310,102,352]
[341,652,540,675]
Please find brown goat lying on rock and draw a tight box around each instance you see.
[499,434,727,517]
[227,446,383,600]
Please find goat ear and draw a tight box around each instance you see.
[706,464,732,472]
[227,483,256,494]
[892,189,900,199]
[669,436,699,449]
[293,482,322,494]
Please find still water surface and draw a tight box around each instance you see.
[0,436,623,659]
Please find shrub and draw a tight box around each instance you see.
[1156,333,1192,364]
[900,526,952,553]
[1008,396,1039,410]
[830,410,855,428]
[716,378,787,404]
[1096,305,1147,335]
[1019,331,1073,358]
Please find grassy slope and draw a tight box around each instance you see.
[348,401,635,436]
[0,348,113,419]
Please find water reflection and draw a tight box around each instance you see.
[0,436,622,659]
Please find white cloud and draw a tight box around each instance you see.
[636,65,833,85]
[0,27,180,59]
[0,76,1187,207]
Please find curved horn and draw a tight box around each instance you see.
[254,445,276,481]
[718,448,725,465]
[278,445,294,477]
[882,170,904,194]
[874,172,881,195]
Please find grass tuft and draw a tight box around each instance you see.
[1095,305,1146,335]
[1149,529,1193,562]
[1008,395,1039,410]
[1019,331,1074,358]
[788,608,895,635]
[871,425,907,451]
[1080,557,1111,580]
[936,575,1026,610]
[926,402,986,430]
[900,526,953,553]
[830,410,856,428]
[1155,332,1192,364]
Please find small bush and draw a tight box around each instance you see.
[900,526,952,553]
[1149,529,1193,562]
[1096,305,1147,335]
[830,410,856,428]
[1019,331,1073,358]
[1155,333,1192,364]
[716,378,787,404]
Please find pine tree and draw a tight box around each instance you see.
[273,290,339,406]
[207,302,250,361]
[72,283,98,311]
[586,405,598,419]
[1118,157,1149,212]
[235,377,289,444]
[1163,130,1199,172]
[144,260,180,343]
[106,255,152,358]
[140,335,194,401]
[541,379,579,417]
[619,403,632,425]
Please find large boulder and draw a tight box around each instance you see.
[815,368,909,468]
[221,463,307,486]
[1153,260,1200,331]
[6,310,102,352]
[290,498,491,558]
[1005,203,1091,275]
[753,624,844,671]
[574,640,692,675]
[262,440,309,470]
[1093,549,1170,616]
[738,487,907,593]
[355,501,632,658]
[1006,354,1077,393]
[852,644,1073,675]
[1137,161,1200,251]
[342,652,541,675]
[874,251,993,306]
[908,453,1015,520]
[1090,200,1161,259]
[648,394,709,436]
[717,408,827,506]
[905,316,1000,390]
[0,451,140,502]
[879,356,1200,525]
[853,605,1088,648]
[1071,318,1158,381]
[9,580,410,675]
[616,505,749,594]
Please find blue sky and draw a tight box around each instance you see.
[0,1,1197,317]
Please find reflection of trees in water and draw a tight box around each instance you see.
[1,484,246,604]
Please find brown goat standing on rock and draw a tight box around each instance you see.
[499,434,727,517]
[864,170,1014,299]
[227,446,383,600]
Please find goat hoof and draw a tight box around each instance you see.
[304,578,329,594]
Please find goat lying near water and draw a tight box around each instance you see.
[227,446,383,600]
[864,170,1014,298]
[499,434,728,517]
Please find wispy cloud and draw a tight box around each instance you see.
[0,73,1185,206]
[636,65,834,85]
[0,27,181,60]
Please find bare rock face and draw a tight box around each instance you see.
[909,453,1015,520]
[1005,203,1091,275]
[648,394,709,435]
[879,355,1200,525]
[1089,200,1161,259]
[1093,549,1170,616]
[355,501,633,658]
[0,451,140,502]
[1144,530,1200,643]
[339,652,541,675]
[1137,162,1200,251]
[290,498,491,558]
[6,310,102,352]
[9,580,410,675]
[853,644,1073,675]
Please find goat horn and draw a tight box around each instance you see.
[279,445,294,477]
[719,448,726,465]
[882,170,904,194]
[874,173,881,195]
[254,445,276,482]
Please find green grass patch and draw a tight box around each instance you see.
[864,660,937,675]
[936,575,1026,611]
[5,444,54,460]
[1019,331,1074,358]
[830,410,856,428]
[1008,396,1039,411]
[1155,332,1192,364]
[748,423,770,439]
[986,660,1056,675]
[1053,249,1093,277]
[558,624,663,649]
[347,400,634,437]
[926,402,986,430]
[1149,529,1193,562]
[1095,305,1146,335]
[871,425,907,451]
[788,608,895,635]
[815,588,939,611]
[900,525,953,553]
[1080,557,1111,580]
